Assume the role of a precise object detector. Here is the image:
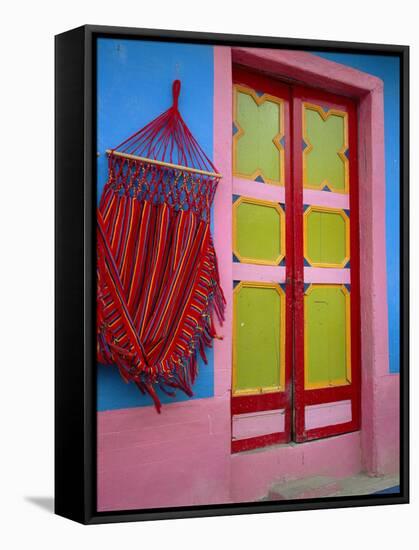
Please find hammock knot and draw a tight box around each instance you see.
[172,79,181,110]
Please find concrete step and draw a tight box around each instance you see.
[262,473,400,501]
[265,476,340,501]
[336,473,400,497]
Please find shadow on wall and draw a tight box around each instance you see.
[25,496,54,514]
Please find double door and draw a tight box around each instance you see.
[231,66,360,452]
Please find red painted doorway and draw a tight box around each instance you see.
[231,66,361,452]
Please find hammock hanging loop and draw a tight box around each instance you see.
[172,79,181,110]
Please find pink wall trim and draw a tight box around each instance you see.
[233,263,286,283]
[304,267,350,284]
[303,189,350,210]
[213,46,233,399]
[232,48,382,98]
[233,177,285,203]
[358,81,399,475]
[305,400,352,430]
[97,46,399,513]
[232,409,286,440]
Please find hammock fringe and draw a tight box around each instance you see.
[97,193,226,412]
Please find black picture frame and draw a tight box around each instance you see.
[55,24,409,524]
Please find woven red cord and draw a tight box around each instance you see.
[111,80,217,173]
[97,80,225,412]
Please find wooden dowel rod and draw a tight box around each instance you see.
[106,149,222,179]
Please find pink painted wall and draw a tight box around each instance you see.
[357,87,400,475]
[97,399,363,510]
[97,46,399,512]
[98,399,231,511]
[97,47,234,512]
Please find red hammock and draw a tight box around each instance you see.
[97,80,225,412]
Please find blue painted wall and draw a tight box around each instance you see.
[312,52,400,374]
[96,42,400,412]
[96,38,215,411]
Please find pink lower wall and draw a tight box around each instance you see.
[97,47,400,512]
[97,403,364,510]
[97,378,399,511]
[97,397,232,511]
[371,374,400,474]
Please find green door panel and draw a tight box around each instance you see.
[234,199,284,264]
[235,90,282,183]
[234,285,283,394]
[305,209,349,266]
[304,106,347,192]
[305,285,350,388]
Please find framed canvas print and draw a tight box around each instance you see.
[55,25,409,524]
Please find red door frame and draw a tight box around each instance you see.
[231,66,293,452]
[292,85,361,442]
